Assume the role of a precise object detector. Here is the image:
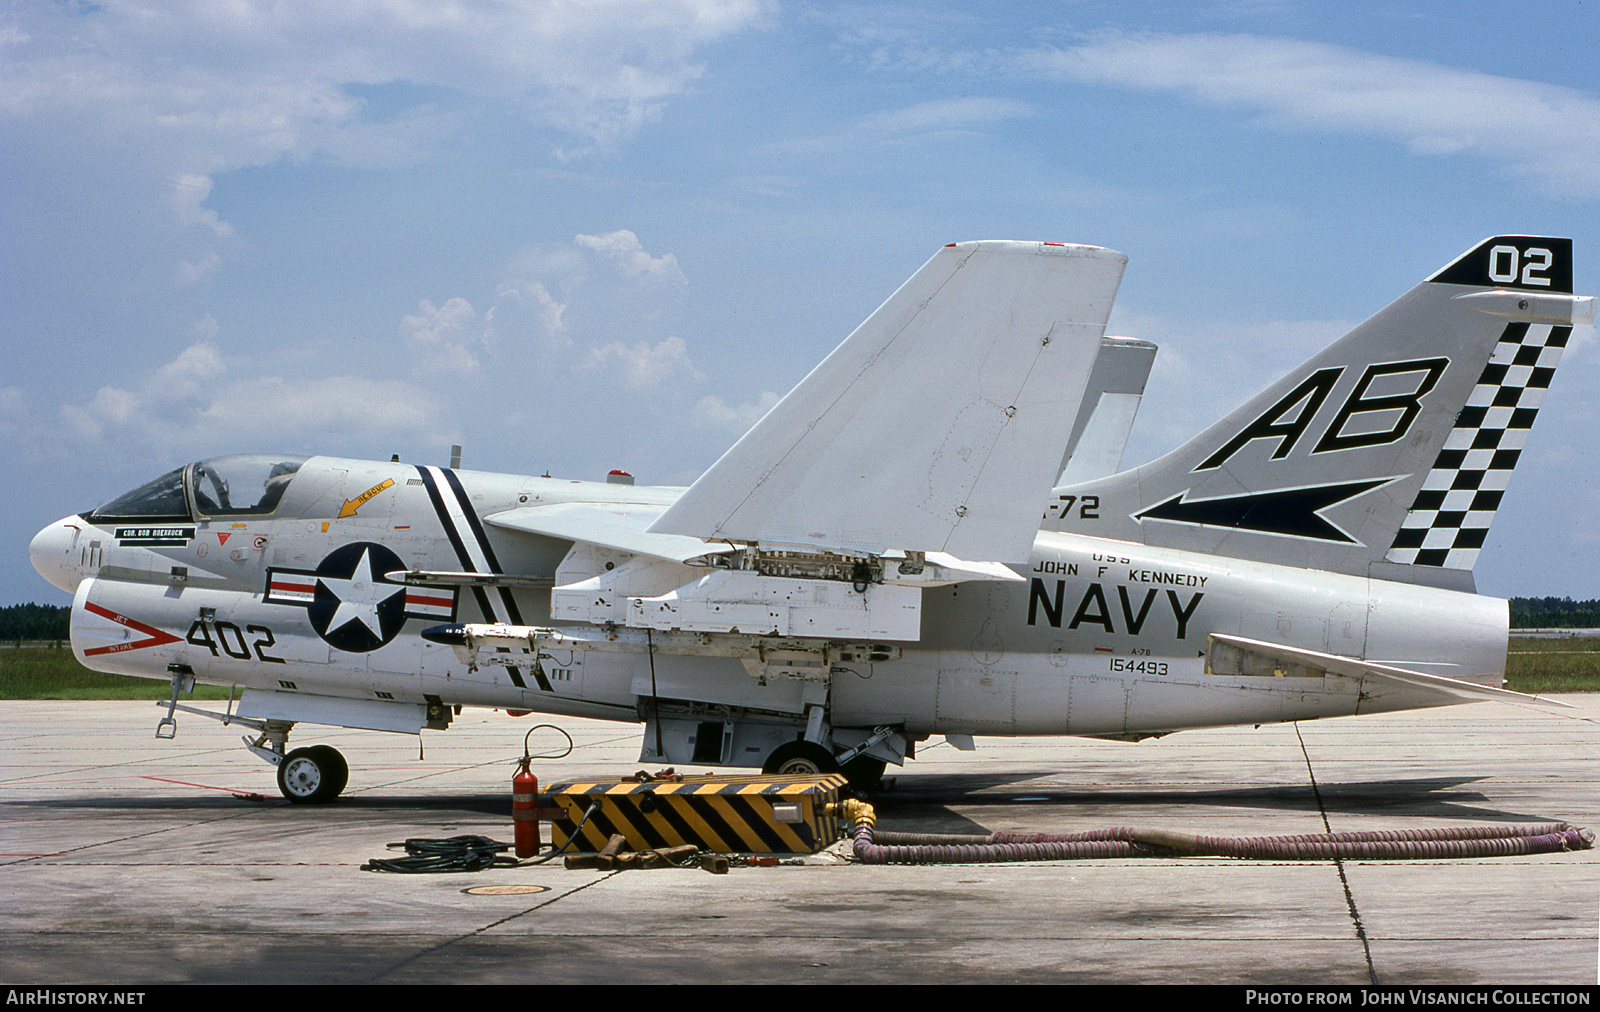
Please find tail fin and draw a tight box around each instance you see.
[1055,336,1157,486]
[1045,236,1595,590]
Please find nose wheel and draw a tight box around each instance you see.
[276,745,349,804]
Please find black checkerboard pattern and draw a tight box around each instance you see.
[1385,322,1569,569]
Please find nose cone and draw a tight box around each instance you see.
[30,516,85,594]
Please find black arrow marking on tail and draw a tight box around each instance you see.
[1132,478,1396,544]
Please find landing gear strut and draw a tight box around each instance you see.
[143,693,353,803]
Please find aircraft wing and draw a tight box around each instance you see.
[485,502,722,563]
[649,240,1127,564]
[1207,633,1573,708]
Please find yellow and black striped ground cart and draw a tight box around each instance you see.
[546,773,849,855]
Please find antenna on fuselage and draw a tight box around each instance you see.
[450,444,462,470]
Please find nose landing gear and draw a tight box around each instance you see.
[276,745,350,805]
[143,689,356,803]
[241,722,350,804]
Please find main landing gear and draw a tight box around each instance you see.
[761,739,889,792]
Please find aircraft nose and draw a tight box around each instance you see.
[30,516,86,594]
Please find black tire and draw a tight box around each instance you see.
[841,755,887,792]
[308,745,349,799]
[277,746,343,804]
[762,741,838,777]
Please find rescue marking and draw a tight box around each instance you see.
[339,478,396,518]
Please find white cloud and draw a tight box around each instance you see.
[692,391,780,432]
[178,253,222,285]
[52,339,449,449]
[859,97,1034,134]
[1025,33,1600,198]
[172,175,233,236]
[400,297,483,375]
[575,230,686,284]
[0,386,30,444]
[411,231,683,376]
[0,1,771,173]
[488,279,570,352]
[401,297,477,345]
[196,375,447,439]
[580,336,702,389]
[155,341,226,395]
[61,386,144,439]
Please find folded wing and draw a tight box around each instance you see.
[649,240,1127,564]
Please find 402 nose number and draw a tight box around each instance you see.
[185,619,285,664]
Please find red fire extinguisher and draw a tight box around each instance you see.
[513,756,540,859]
[511,724,572,860]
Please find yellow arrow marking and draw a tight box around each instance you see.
[339,478,395,518]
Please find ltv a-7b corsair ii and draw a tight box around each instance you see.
[31,237,1594,802]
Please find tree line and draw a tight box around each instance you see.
[1,603,70,643]
[1508,597,1600,629]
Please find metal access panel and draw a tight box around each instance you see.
[546,773,849,854]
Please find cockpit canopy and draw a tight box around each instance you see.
[90,454,309,522]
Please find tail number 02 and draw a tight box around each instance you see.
[1489,245,1554,287]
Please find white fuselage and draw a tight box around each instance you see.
[32,454,1507,754]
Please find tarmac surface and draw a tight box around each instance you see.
[1,697,1597,986]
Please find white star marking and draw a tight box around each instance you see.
[316,547,404,638]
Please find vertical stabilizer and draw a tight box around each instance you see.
[1044,237,1594,589]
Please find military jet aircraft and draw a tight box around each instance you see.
[30,237,1594,803]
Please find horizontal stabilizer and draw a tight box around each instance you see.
[651,240,1127,563]
[1207,633,1572,708]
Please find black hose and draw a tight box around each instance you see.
[361,835,516,873]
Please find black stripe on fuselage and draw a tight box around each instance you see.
[416,465,545,692]
[440,467,526,626]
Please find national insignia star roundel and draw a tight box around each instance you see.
[305,542,408,652]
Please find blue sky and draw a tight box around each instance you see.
[4,0,1599,604]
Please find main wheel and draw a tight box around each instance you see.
[308,745,349,799]
[762,741,838,777]
[277,746,346,804]
[841,755,887,792]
